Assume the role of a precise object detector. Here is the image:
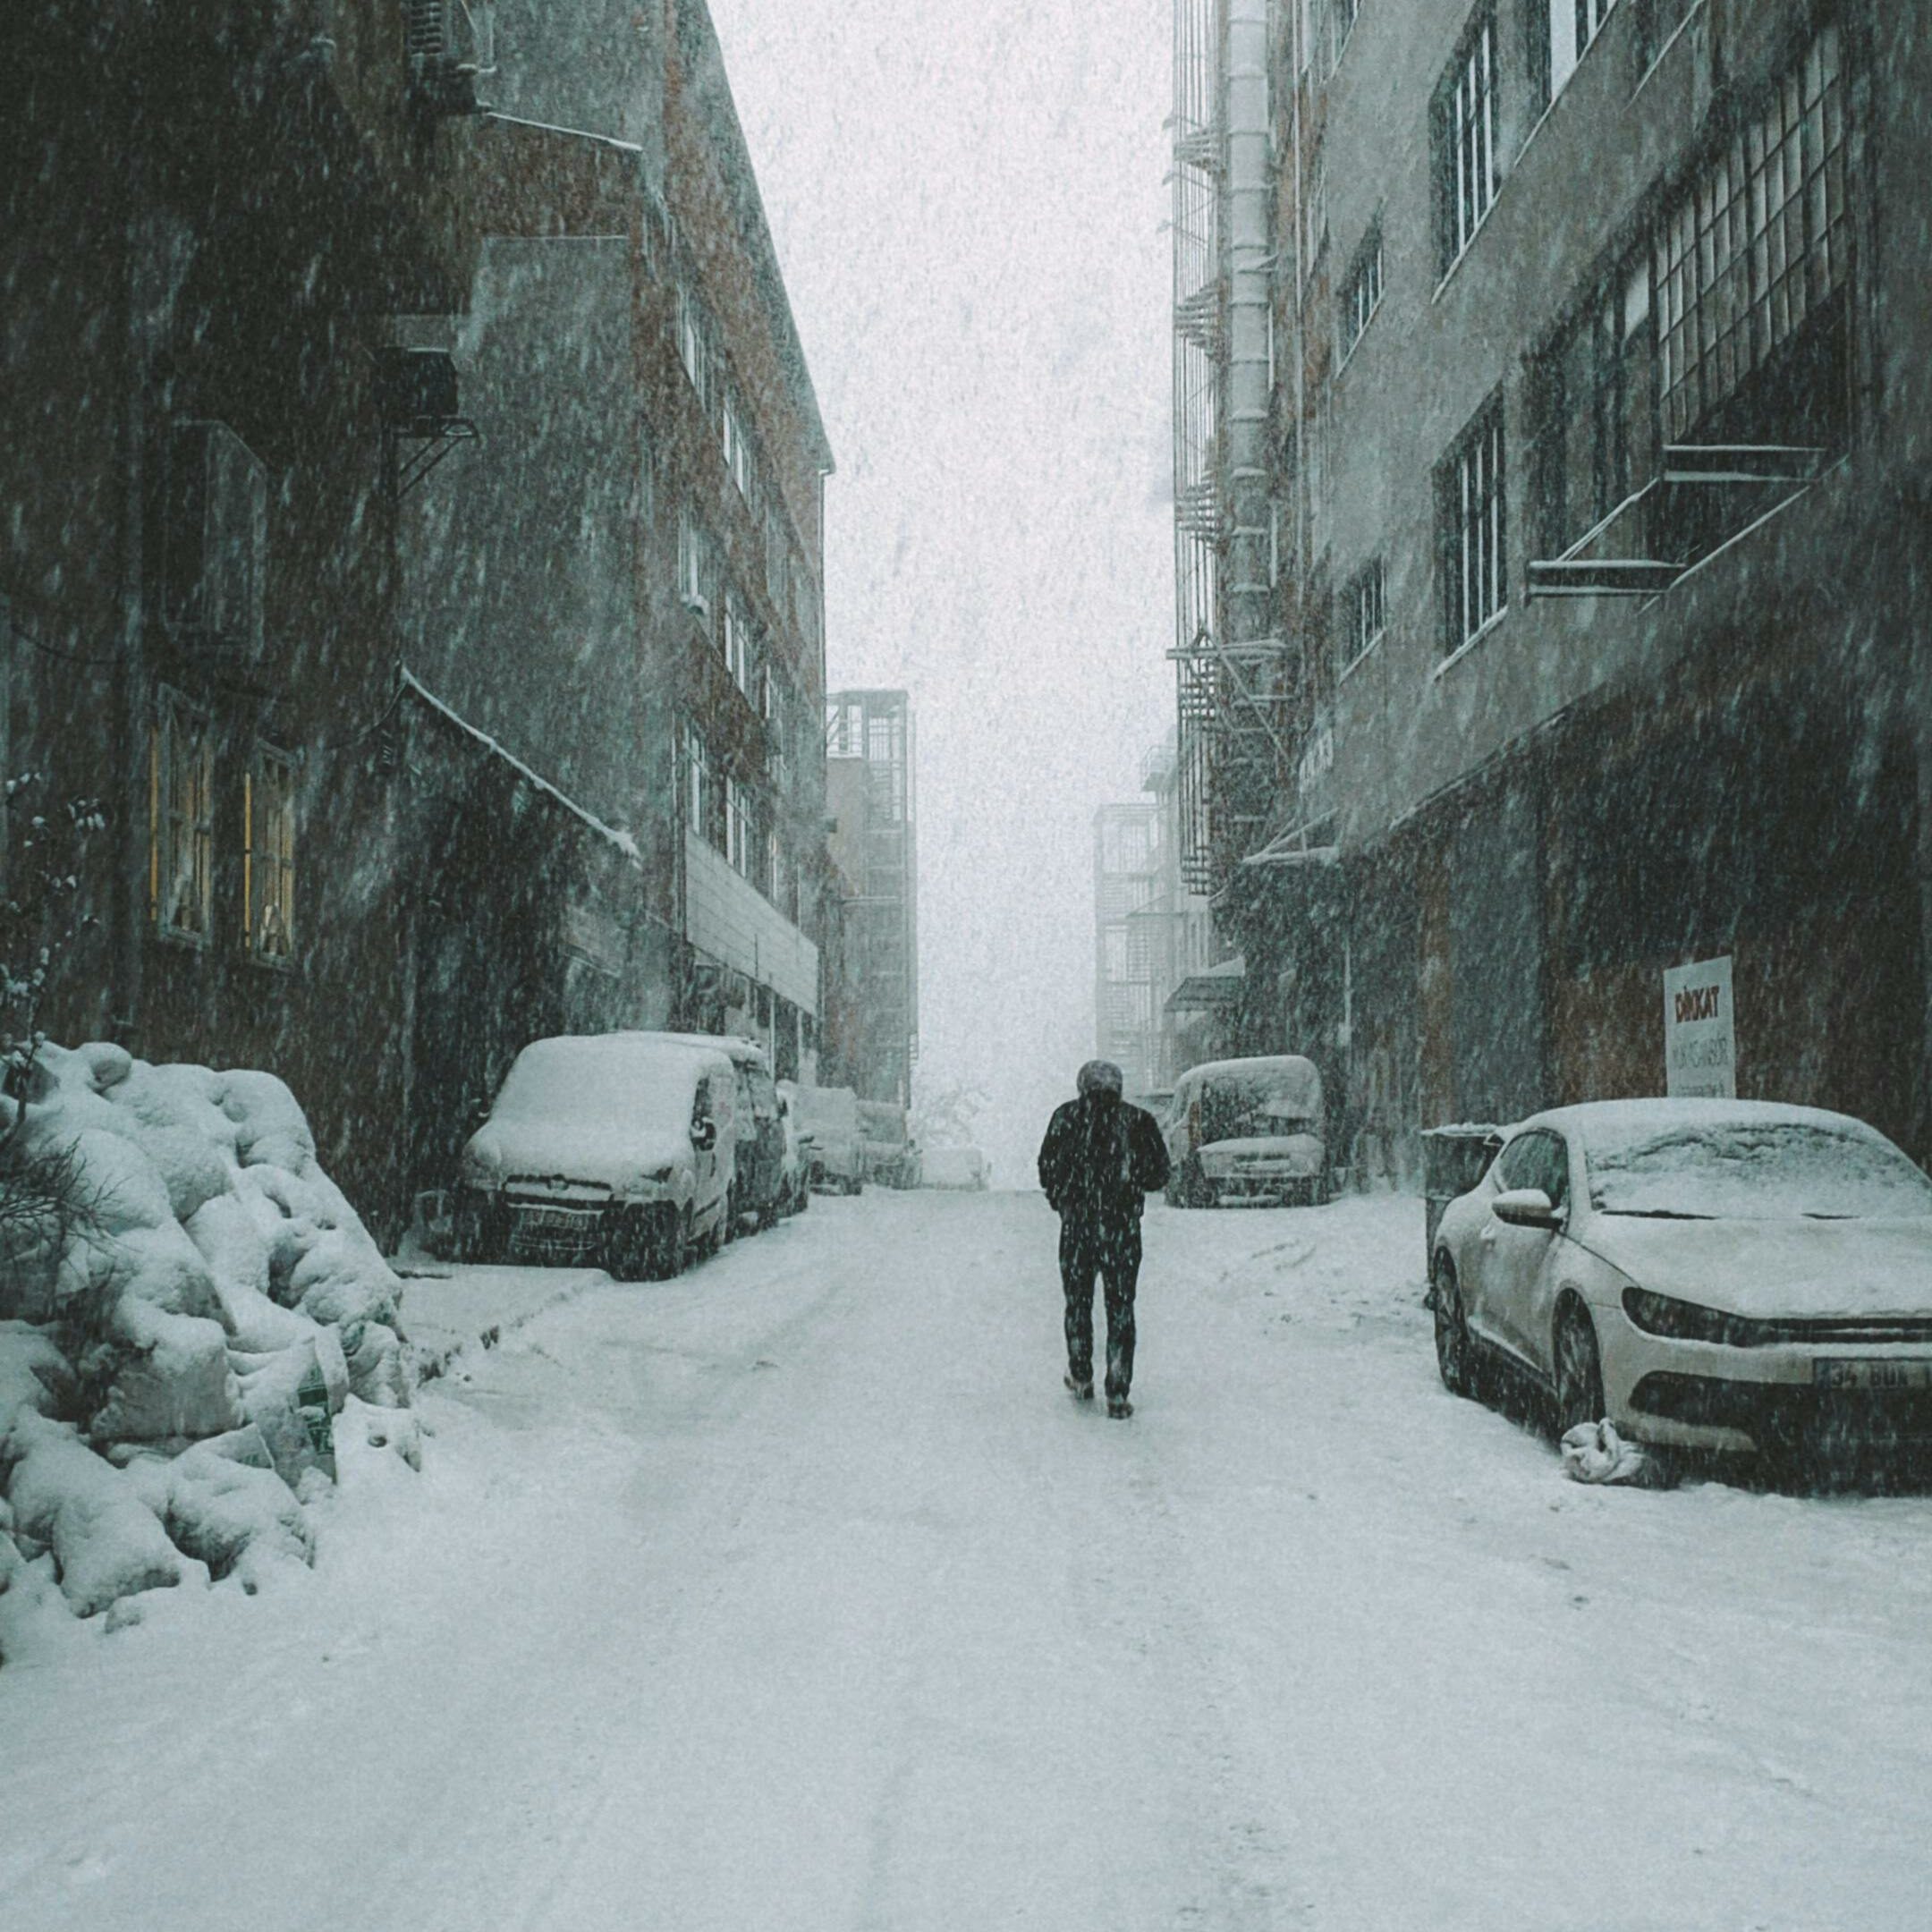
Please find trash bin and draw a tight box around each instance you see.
[1421,1123,1508,1272]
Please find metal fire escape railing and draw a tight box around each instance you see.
[1170,0,1289,896]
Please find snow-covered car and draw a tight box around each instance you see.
[1430,1099,1932,1464]
[1163,1055,1327,1207]
[919,1144,988,1191]
[454,1036,738,1279]
[797,1085,862,1193]
[775,1080,813,1217]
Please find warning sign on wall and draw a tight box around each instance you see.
[1663,956,1736,1099]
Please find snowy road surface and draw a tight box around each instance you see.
[7,1191,1932,1930]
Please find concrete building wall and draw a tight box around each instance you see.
[1208,0,1932,1172]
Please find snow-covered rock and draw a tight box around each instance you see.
[0,1043,419,1637]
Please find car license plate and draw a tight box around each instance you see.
[519,1206,592,1234]
[1814,1360,1932,1393]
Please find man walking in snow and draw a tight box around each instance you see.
[1037,1060,1170,1419]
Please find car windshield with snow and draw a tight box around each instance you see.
[1432,1099,1932,1471]
[1585,1115,1932,1222]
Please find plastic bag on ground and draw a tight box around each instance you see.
[1561,1419,1665,1487]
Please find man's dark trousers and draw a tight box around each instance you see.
[1061,1215,1141,1401]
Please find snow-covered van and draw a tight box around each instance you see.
[796,1084,863,1193]
[454,1035,738,1278]
[1164,1055,1327,1208]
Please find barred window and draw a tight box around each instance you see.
[244,745,297,962]
[1435,8,1498,273]
[148,690,214,944]
[1339,224,1383,361]
[1340,557,1386,675]
[1656,24,1850,445]
[1438,397,1506,651]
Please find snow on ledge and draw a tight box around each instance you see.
[401,670,642,866]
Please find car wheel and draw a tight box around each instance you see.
[1182,1158,1215,1209]
[650,1208,690,1280]
[600,1209,653,1283]
[795,1182,809,1216]
[1554,1300,1606,1436]
[1433,1256,1475,1398]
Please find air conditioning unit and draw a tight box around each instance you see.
[405,0,496,114]
[157,420,268,660]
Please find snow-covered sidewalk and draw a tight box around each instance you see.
[4,1189,1932,1931]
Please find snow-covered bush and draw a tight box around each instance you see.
[0,1043,420,1656]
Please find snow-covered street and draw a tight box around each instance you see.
[7,1189,1932,1931]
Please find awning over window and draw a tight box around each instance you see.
[1165,956,1246,1013]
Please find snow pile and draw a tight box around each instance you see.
[0,1043,418,1656]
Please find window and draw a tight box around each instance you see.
[1338,222,1383,361]
[149,690,214,944]
[1530,256,1656,558]
[722,390,752,500]
[1435,7,1499,274]
[678,509,715,620]
[723,589,751,689]
[1541,0,1619,102]
[724,778,753,876]
[765,504,787,610]
[688,729,719,849]
[1339,558,1386,675]
[763,825,781,902]
[1301,152,1327,281]
[676,284,712,409]
[243,745,297,962]
[1654,24,1851,449]
[1437,396,1506,651]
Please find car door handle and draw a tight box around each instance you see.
[1479,1225,1497,1246]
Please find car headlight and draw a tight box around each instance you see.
[1622,1287,1767,1348]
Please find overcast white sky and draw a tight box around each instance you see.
[708,0,1177,1182]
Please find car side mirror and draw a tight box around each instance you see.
[691,1120,717,1152]
[1492,1187,1562,1230]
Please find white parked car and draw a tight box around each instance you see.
[797,1084,863,1194]
[454,1035,739,1279]
[1163,1055,1327,1208]
[919,1145,988,1191]
[1431,1099,1932,1464]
